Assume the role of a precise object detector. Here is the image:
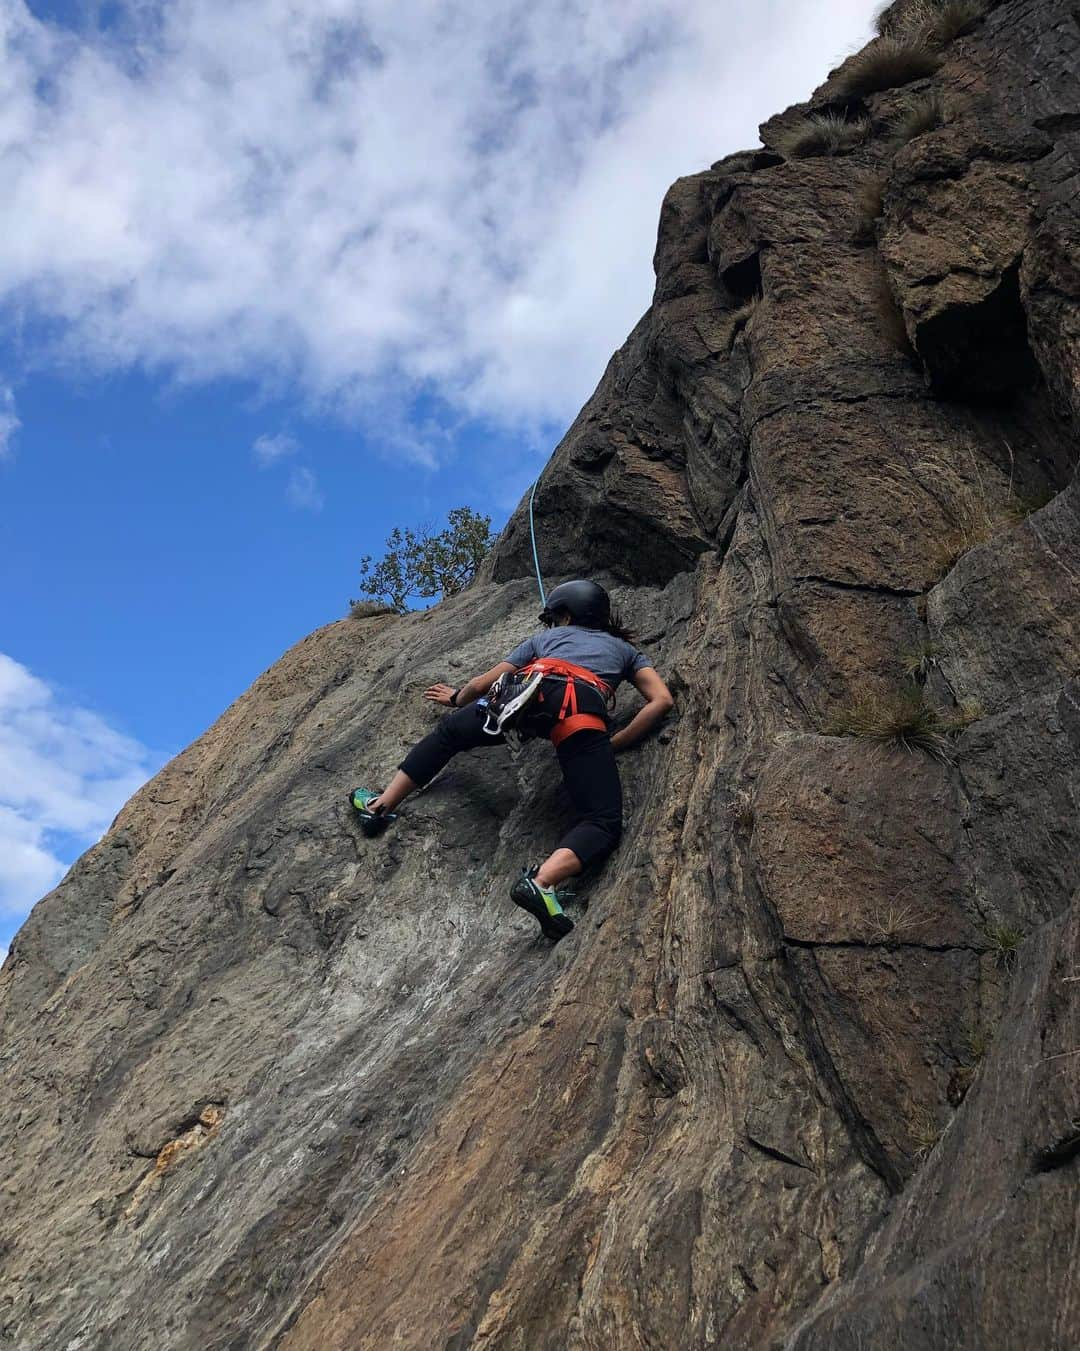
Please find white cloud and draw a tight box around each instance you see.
[286,465,324,512]
[0,385,20,457]
[253,431,300,465]
[0,653,160,922]
[0,1,873,441]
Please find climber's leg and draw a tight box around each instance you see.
[352,705,503,832]
[546,727,623,875]
[363,769,418,815]
[510,729,622,941]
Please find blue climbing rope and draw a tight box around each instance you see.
[528,475,546,606]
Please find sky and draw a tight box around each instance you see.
[0,0,876,957]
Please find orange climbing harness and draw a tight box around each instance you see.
[516,658,613,746]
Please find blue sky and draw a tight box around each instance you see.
[0,0,874,955]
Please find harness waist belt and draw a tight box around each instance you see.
[517,658,613,700]
[518,658,612,747]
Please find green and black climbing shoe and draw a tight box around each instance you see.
[349,788,397,838]
[510,872,574,942]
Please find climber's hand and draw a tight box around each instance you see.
[424,683,458,706]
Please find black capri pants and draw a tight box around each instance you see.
[399,703,622,868]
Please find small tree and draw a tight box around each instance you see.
[352,506,496,615]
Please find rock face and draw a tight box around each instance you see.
[2,2,1078,1347]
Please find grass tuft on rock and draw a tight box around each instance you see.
[940,697,984,732]
[868,901,925,945]
[909,1103,944,1157]
[892,92,945,146]
[930,485,1049,577]
[775,113,871,160]
[928,1,987,42]
[983,921,1025,970]
[877,0,986,44]
[728,294,761,344]
[834,34,943,98]
[900,641,942,682]
[348,599,398,620]
[823,688,954,761]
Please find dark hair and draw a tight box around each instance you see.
[606,609,636,644]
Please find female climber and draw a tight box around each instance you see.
[350,579,674,941]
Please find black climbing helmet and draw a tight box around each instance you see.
[539,579,611,629]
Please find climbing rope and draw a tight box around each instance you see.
[528,474,546,606]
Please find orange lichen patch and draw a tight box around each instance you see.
[124,1106,225,1220]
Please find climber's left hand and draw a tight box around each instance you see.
[424,683,458,705]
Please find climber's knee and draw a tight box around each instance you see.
[399,705,499,786]
[557,815,621,869]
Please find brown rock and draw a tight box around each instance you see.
[1,1,1077,1347]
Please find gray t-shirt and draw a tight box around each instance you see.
[503,626,653,690]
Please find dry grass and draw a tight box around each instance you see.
[877,0,986,44]
[867,900,926,944]
[1010,485,1056,518]
[834,34,943,98]
[852,173,887,243]
[940,697,984,732]
[928,1,987,42]
[925,438,1053,578]
[775,113,871,160]
[929,487,1036,576]
[892,92,945,145]
[900,641,942,682]
[909,1104,943,1157]
[931,523,987,575]
[348,599,398,620]
[728,295,761,345]
[823,688,954,762]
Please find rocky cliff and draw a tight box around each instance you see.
[2,2,1078,1347]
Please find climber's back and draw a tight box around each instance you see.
[503,623,651,690]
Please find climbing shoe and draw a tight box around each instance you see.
[510,872,574,942]
[349,788,397,838]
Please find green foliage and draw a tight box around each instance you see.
[775,113,871,160]
[983,921,1025,970]
[353,506,496,615]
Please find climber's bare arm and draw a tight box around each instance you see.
[424,662,515,708]
[610,667,674,752]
